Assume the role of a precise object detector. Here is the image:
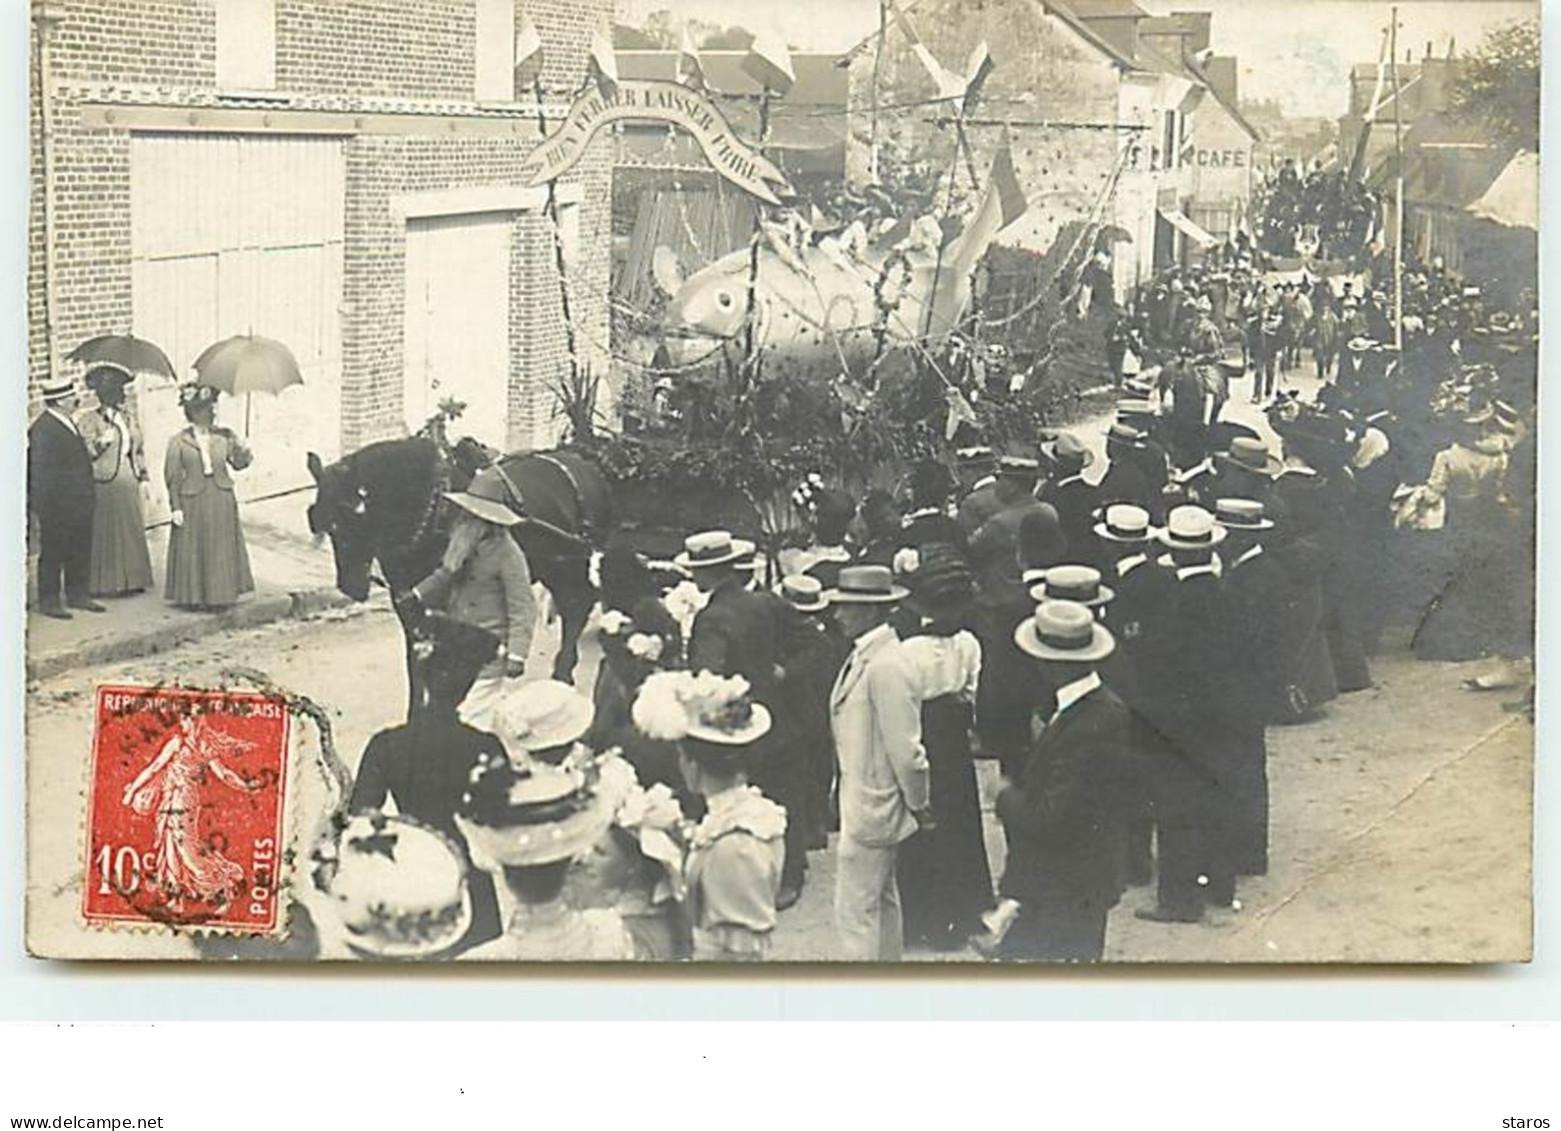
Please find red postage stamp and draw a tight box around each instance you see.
[83,685,291,933]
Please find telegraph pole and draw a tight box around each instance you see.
[1390,6,1405,350]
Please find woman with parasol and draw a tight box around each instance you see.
[164,383,255,610]
[75,363,154,597]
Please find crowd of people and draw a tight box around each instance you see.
[28,370,256,618]
[1255,158,1382,261]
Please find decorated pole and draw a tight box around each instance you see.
[742,89,773,368]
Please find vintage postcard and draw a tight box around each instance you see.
[24,0,1536,963]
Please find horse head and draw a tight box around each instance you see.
[306,451,377,601]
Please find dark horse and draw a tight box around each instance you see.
[306,438,610,711]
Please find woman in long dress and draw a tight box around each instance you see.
[896,545,993,952]
[164,384,255,610]
[76,364,154,596]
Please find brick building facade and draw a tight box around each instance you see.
[29,0,614,513]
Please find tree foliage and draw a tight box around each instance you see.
[1449,18,1540,152]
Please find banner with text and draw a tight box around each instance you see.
[521,80,793,205]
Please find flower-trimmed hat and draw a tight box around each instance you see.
[1014,599,1116,664]
[631,670,774,748]
[1158,505,1228,550]
[674,529,757,570]
[492,680,595,756]
[177,382,221,409]
[455,751,628,870]
[317,811,473,959]
[1029,564,1114,608]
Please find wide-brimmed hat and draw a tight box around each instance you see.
[776,574,829,614]
[1029,564,1114,608]
[1014,599,1116,664]
[445,468,523,527]
[673,529,757,569]
[1347,336,1378,353]
[631,669,773,748]
[1158,505,1228,550]
[456,753,627,869]
[1216,436,1283,477]
[1041,433,1095,473]
[84,363,135,392]
[1213,497,1274,532]
[824,564,908,605]
[493,680,595,753]
[39,376,78,403]
[319,812,473,959]
[1094,503,1154,544]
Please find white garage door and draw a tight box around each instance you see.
[130,133,345,519]
[403,213,512,452]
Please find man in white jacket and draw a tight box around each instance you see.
[826,565,932,962]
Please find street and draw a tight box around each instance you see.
[25,573,1531,963]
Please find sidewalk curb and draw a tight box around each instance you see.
[26,585,357,684]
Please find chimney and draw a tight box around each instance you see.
[1203,55,1237,106]
[1171,10,1212,55]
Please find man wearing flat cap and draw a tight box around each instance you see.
[28,376,102,619]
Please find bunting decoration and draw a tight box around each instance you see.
[513,16,544,89]
[587,28,618,98]
[676,27,706,91]
[742,31,795,95]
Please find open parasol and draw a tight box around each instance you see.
[67,334,176,381]
[192,334,304,396]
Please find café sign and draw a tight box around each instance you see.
[520,79,793,205]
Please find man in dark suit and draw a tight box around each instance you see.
[28,377,103,619]
[955,446,1002,538]
[1038,433,1098,558]
[1212,498,1287,878]
[987,600,1135,961]
[899,460,966,553]
[1136,505,1236,924]
[1093,504,1172,887]
[681,529,805,908]
[1095,424,1165,531]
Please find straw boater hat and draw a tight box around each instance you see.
[1116,398,1158,426]
[492,680,594,756]
[39,376,78,403]
[455,753,627,870]
[1106,422,1149,450]
[1041,432,1095,473]
[1158,505,1228,551]
[956,445,997,469]
[674,529,756,570]
[444,467,523,527]
[1213,498,1274,532]
[1029,564,1114,608]
[1014,599,1116,664]
[823,563,908,605]
[1216,436,1283,477]
[997,455,1042,483]
[776,574,829,614]
[1093,503,1154,544]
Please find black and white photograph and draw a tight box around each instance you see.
[22,0,1538,964]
